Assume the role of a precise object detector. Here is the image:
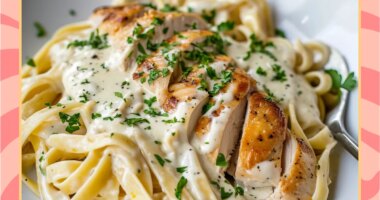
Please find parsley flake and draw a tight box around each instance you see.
[34,22,46,37]
[175,176,188,200]
[216,153,227,167]
[59,112,81,133]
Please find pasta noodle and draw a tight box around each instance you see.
[22,0,340,199]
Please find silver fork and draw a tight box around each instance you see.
[324,48,358,159]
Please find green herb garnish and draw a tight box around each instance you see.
[202,101,214,114]
[234,186,244,197]
[220,187,233,199]
[154,154,166,166]
[216,153,227,167]
[201,9,216,24]
[175,176,188,200]
[217,21,235,32]
[275,28,286,38]
[91,112,102,119]
[271,64,287,82]
[243,34,276,61]
[176,166,188,173]
[26,58,36,67]
[59,112,81,133]
[34,22,46,37]
[67,29,109,49]
[162,117,185,124]
[256,67,267,76]
[160,4,177,12]
[123,118,149,126]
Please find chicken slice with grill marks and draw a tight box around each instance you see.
[268,132,317,200]
[91,4,208,71]
[230,92,287,194]
[132,30,222,105]
[190,56,254,174]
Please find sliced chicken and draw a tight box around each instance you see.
[233,92,287,188]
[92,4,148,35]
[132,30,216,105]
[165,81,210,138]
[92,5,208,72]
[191,59,254,173]
[269,133,317,200]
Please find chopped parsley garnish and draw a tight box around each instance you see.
[243,34,276,61]
[136,54,149,65]
[201,9,216,24]
[67,29,109,49]
[114,92,124,99]
[142,2,157,10]
[137,43,146,54]
[216,153,228,167]
[80,79,90,84]
[147,68,170,84]
[144,97,157,107]
[152,17,164,25]
[38,153,46,176]
[79,93,89,103]
[275,28,286,38]
[26,58,36,67]
[202,101,214,114]
[154,140,162,145]
[34,22,46,37]
[163,27,169,34]
[256,67,267,76]
[176,166,188,173]
[127,37,133,44]
[44,102,52,108]
[160,4,177,12]
[69,9,76,16]
[175,176,188,200]
[263,85,277,102]
[206,66,218,80]
[123,118,149,126]
[198,78,208,91]
[144,108,168,117]
[325,69,357,92]
[271,64,287,82]
[221,187,233,199]
[217,21,235,32]
[208,70,233,96]
[147,40,159,51]
[154,154,166,166]
[91,112,102,119]
[234,186,244,197]
[162,117,185,124]
[133,24,144,37]
[143,97,168,117]
[59,112,81,133]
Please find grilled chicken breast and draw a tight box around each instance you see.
[269,133,317,200]
[233,92,287,188]
[191,60,254,173]
[133,30,213,105]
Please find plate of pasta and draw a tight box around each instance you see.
[22,0,358,199]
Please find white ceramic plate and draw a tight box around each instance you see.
[22,0,358,199]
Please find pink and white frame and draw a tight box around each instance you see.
[0,0,379,199]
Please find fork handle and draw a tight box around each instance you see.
[334,131,358,159]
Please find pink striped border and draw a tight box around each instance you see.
[0,0,379,199]
[360,0,380,199]
[1,0,20,199]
